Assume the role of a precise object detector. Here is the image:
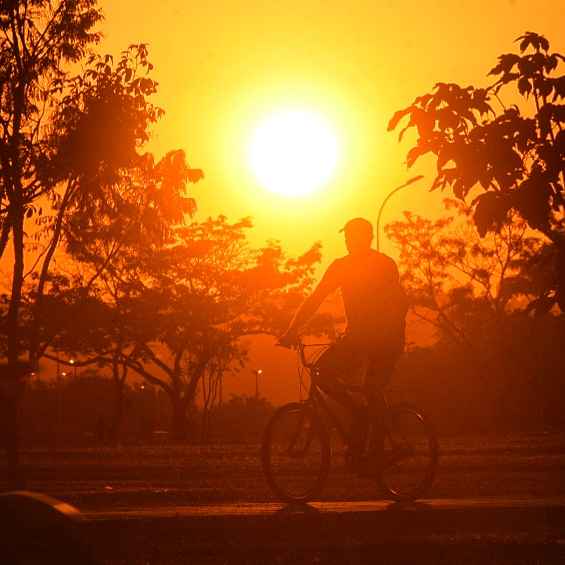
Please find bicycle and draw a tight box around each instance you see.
[261,339,439,503]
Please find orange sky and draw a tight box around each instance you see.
[94,1,565,402]
[3,2,561,402]
[98,0,565,265]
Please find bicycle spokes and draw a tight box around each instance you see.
[284,412,314,457]
[380,406,438,501]
[262,403,330,502]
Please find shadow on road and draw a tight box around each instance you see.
[277,502,321,515]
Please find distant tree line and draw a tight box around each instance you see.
[18,341,565,450]
[19,371,275,447]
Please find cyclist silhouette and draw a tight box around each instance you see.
[279,217,408,472]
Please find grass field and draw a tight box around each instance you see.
[2,432,564,510]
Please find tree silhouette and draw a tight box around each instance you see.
[385,201,559,428]
[44,217,322,440]
[1,3,204,470]
[1,0,102,360]
[28,141,202,442]
[122,218,322,439]
[0,0,104,486]
[389,32,565,309]
[28,46,202,365]
[386,199,544,349]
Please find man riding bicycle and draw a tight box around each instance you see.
[279,217,408,473]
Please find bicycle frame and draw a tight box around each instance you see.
[264,339,439,502]
[296,340,373,451]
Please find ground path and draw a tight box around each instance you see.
[81,497,565,564]
[7,433,565,511]
[4,435,565,562]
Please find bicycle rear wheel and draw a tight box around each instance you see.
[261,402,330,503]
[379,404,438,502]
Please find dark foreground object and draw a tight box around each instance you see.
[92,544,565,565]
[0,491,98,565]
[84,498,565,564]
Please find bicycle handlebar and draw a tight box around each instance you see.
[277,337,327,370]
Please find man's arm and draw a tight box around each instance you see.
[279,260,341,345]
[386,256,409,318]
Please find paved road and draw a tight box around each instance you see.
[83,497,565,556]
[84,496,565,521]
[5,493,565,563]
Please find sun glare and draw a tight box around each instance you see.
[248,109,339,197]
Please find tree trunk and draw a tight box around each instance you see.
[29,180,74,366]
[200,409,209,444]
[5,390,22,488]
[168,370,201,441]
[555,242,565,311]
[7,209,24,365]
[109,380,125,446]
[4,210,25,488]
[109,357,127,446]
[0,364,26,489]
[0,214,11,261]
[170,395,188,441]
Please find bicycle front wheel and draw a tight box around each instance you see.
[261,402,330,503]
[379,404,439,502]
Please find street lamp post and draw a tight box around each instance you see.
[376,175,424,252]
[254,369,263,399]
[219,373,223,406]
[58,371,67,445]
[69,359,77,378]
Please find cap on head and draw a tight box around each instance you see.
[339,217,373,253]
[339,217,373,238]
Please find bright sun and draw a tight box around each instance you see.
[248,109,339,197]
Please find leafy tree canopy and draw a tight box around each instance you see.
[390,35,563,237]
[389,32,564,307]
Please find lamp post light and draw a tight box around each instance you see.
[376,175,424,252]
[254,369,263,399]
[69,359,77,378]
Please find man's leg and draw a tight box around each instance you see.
[314,336,362,399]
[314,337,366,459]
[363,354,398,472]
